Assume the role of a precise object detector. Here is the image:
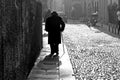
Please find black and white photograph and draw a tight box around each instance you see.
[1,0,120,80]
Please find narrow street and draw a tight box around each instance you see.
[63,24,120,80]
[2,0,120,80]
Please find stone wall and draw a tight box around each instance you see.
[1,0,42,80]
[98,0,109,23]
[108,0,118,24]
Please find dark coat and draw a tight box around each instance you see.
[45,15,65,44]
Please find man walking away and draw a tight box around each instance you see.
[45,11,65,58]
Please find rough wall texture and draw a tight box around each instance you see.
[0,1,3,80]
[108,2,118,24]
[1,0,42,80]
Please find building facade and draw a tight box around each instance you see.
[64,0,119,24]
[43,0,119,24]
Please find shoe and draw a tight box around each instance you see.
[53,54,59,58]
[47,54,53,57]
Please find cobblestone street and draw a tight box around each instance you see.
[63,24,120,80]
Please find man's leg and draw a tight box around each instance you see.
[49,44,54,57]
[54,43,59,57]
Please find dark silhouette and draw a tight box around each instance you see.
[45,11,65,58]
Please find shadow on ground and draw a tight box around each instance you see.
[36,56,62,70]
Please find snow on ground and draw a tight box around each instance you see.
[63,23,120,80]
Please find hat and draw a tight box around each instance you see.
[51,11,58,16]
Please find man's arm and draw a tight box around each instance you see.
[45,19,49,32]
[60,18,65,32]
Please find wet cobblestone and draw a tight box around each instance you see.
[63,24,120,80]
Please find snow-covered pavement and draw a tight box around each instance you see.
[63,24,120,80]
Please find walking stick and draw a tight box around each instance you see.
[60,33,65,59]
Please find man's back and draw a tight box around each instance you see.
[45,12,65,32]
[48,16,61,27]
